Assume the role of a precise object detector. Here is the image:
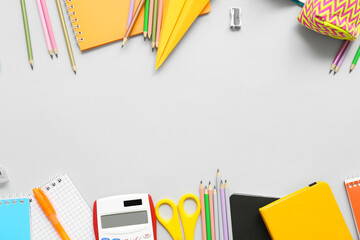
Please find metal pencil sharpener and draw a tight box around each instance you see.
[230,8,241,31]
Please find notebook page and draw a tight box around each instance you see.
[29,174,95,240]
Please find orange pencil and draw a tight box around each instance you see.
[209,182,216,240]
[122,0,146,47]
[200,181,207,240]
[155,0,163,48]
[33,188,70,240]
[148,0,154,39]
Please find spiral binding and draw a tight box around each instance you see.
[0,193,28,206]
[64,0,84,44]
[345,175,360,188]
[28,175,64,203]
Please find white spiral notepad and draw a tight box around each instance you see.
[28,174,95,240]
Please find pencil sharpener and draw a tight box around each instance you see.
[230,8,241,31]
[0,167,9,184]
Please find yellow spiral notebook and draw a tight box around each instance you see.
[64,0,211,51]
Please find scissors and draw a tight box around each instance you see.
[155,193,201,240]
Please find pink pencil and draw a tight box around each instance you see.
[40,0,58,57]
[147,0,154,39]
[330,40,349,73]
[36,0,53,58]
[155,0,163,48]
[334,41,353,75]
[200,181,207,240]
[209,183,216,240]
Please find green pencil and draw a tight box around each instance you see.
[151,0,158,50]
[205,187,212,240]
[350,45,360,73]
[144,0,150,40]
[20,0,33,69]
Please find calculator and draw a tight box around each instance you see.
[93,194,157,240]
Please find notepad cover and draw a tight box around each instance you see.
[345,177,360,238]
[260,182,352,240]
[65,0,211,51]
[0,197,31,240]
[230,194,278,240]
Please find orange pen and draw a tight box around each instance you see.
[33,188,71,240]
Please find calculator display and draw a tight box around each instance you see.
[101,210,148,229]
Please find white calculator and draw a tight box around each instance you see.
[93,194,157,240]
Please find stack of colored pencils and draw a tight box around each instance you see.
[327,40,360,75]
[199,170,233,240]
[20,0,76,73]
[122,0,164,51]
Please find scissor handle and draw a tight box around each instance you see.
[178,193,201,240]
[155,199,183,240]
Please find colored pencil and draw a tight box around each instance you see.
[213,186,219,240]
[330,40,349,74]
[205,187,212,240]
[40,0,58,57]
[209,183,216,240]
[155,0,163,48]
[55,0,76,74]
[350,44,360,73]
[151,0,158,50]
[225,181,233,240]
[334,41,353,75]
[216,170,224,240]
[20,0,34,69]
[127,0,135,28]
[200,181,207,240]
[220,181,229,240]
[148,0,154,39]
[36,0,53,58]
[143,0,150,39]
[122,0,146,47]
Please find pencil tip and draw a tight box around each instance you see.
[200,180,202,184]
[55,54,58,58]
[50,54,53,59]
[334,72,337,75]
[209,181,211,185]
[217,169,219,172]
[329,70,332,74]
[121,45,124,48]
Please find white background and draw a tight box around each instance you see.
[1,0,360,239]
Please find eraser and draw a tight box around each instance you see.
[0,167,9,184]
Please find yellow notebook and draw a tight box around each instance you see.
[64,0,211,51]
[259,182,352,240]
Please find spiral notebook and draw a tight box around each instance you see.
[345,176,360,239]
[29,174,95,240]
[64,0,211,51]
[0,196,31,240]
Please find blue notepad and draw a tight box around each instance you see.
[0,197,31,240]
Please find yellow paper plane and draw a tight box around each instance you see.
[156,0,211,69]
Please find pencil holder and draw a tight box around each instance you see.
[298,0,360,40]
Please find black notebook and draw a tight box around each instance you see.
[230,194,278,240]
